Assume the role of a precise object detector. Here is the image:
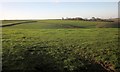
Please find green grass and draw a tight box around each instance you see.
[2,28,120,71]
[3,20,115,29]
[2,20,27,25]
[2,20,120,71]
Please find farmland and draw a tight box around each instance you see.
[2,20,119,29]
[2,20,120,72]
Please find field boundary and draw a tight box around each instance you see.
[0,21,37,27]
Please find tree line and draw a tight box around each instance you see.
[62,17,114,22]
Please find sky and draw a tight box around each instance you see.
[0,0,119,20]
[0,0,119,2]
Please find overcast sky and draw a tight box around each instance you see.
[0,0,119,20]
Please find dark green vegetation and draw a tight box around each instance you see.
[2,20,120,72]
[1,20,36,27]
[2,20,26,25]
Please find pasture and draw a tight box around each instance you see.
[2,20,120,72]
[2,20,118,29]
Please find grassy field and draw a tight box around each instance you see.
[2,20,27,25]
[2,20,118,29]
[2,20,120,72]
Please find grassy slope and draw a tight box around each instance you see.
[2,28,119,71]
[2,20,120,71]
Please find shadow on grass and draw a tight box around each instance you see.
[2,47,116,72]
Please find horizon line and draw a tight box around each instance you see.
[0,17,119,20]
